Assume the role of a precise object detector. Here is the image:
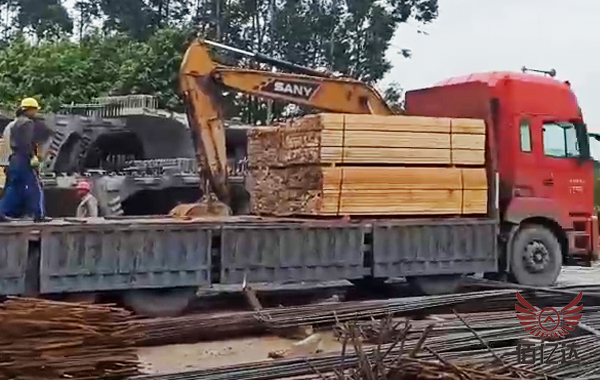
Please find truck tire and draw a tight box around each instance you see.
[122,287,196,317]
[407,275,462,296]
[509,225,562,287]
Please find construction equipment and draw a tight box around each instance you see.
[171,38,598,296]
[170,39,392,218]
[0,42,596,318]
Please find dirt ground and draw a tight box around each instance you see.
[137,266,599,375]
[137,331,344,375]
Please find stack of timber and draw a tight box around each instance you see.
[248,113,488,216]
[0,297,140,379]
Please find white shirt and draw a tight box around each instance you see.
[0,120,16,166]
[76,193,99,217]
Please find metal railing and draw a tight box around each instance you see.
[59,95,159,118]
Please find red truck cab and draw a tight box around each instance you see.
[405,71,597,286]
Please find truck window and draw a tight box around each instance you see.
[520,119,532,152]
[543,122,580,158]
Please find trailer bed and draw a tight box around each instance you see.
[0,215,498,296]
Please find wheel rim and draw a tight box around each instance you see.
[523,240,551,273]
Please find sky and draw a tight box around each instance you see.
[62,0,600,135]
[384,0,600,135]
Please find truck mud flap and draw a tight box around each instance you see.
[39,223,213,293]
[371,218,498,278]
[219,224,367,284]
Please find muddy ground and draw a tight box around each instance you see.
[137,266,600,375]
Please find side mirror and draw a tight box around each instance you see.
[590,133,600,142]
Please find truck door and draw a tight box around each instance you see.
[538,119,593,214]
[513,117,542,198]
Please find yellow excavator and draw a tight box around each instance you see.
[170,39,394,218]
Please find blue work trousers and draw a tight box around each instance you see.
[0,153,44,219]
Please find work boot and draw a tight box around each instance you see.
[0,214,17,222]
[33,216,52,223]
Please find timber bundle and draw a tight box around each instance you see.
[0,297,140,380]
[248,114,488,216]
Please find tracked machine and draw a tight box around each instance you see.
[169,39,395,218]
[0,40,596,317]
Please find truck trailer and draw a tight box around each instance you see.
[0,41,595,317]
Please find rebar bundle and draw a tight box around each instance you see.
[132,307,600,380]
[0,297,141,379]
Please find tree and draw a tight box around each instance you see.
[14,0,73,40]
[0,0,438,120]
[383,82,404,114]
[96,0,191,40]
[73,0,100,40]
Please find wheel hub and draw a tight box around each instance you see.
[523,241,550,273]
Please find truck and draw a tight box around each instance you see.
[0,40,595,317]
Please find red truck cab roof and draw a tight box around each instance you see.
[435,71,568,88]
[430,71,581,120]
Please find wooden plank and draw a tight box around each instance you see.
[250,166,488,216]
[452,134,485,150]
[247,113,490,217]
[452,150,485,165]
[343,131,450,149]
[323,147,453,165]
[334,114,452,133]
[461,168,488,214]
[275,146,454,166]
[342,147,451,165]
[461,168,488,189]
[247,113,489,168]
[338,189,462,215]
[451,118,486,134]
[463,190,488,214]
[339,167,463,190]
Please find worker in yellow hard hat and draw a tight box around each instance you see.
[0,97,52,222]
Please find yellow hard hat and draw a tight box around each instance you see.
[20,97,39,109]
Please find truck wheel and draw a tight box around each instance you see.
[407,275,462,296]
[509,225,562,287]
[122,287,196,317]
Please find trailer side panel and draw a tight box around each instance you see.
[39,223,213,293]
[0,229,30,294]
[372,218,497,277]
[220,224,366,284]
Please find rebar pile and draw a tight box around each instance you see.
[131,311,265,346]
[131,289,519,346]
[255,286,600,329]
[133,308,600,380]
[343,312,600,379]
[130,285,600,347]
[353,309,600,345]
[0,297,141,379]
[327,319,538,380]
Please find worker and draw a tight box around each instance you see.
[75,180,99,217]
[0,114,16,166]
[0,113,17,204]
[0,98,52,222]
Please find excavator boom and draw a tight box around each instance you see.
[173,39,393,217]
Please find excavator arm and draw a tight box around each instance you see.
[172,39,393,217]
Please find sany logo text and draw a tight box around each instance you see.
[261,80,320,100]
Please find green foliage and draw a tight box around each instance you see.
[0,28,194,112]
[0,0,439,117]
[383,82,404,113]
[14,0,73,40]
